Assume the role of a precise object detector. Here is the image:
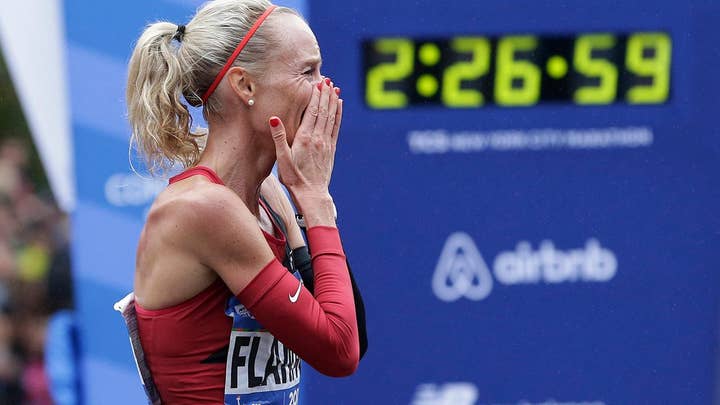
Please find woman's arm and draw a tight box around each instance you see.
[183,185,359,377]
[290,246,368,359]
[262,174,369,359]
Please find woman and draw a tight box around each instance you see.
[122,1,366,403]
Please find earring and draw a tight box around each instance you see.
[248,99,255,106]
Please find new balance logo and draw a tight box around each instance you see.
[411,382,478,405]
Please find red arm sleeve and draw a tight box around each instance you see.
[236,226,360,377]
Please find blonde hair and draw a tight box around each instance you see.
[126,0,298,174]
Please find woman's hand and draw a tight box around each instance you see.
[269,78,342,226]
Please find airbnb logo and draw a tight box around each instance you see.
[432,233,617,302]
[432,233,494,302]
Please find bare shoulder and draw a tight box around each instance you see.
[134,179,239,306]
[148,179,257,251]
[142,177,276,294]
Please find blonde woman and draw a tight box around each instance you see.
[121,1,367,403]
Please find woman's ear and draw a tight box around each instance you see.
[226,66,255,106]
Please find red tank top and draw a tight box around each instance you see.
[135,166,287,404]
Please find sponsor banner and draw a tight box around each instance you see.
[302,0,720,403]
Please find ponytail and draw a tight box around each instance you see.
[126,22,206,174]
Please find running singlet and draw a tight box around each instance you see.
[135,166,302,405]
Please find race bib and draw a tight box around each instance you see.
[224,288,301,405]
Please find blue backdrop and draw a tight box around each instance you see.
[67,0,720,404]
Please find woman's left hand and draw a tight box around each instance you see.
[268,78,343,218]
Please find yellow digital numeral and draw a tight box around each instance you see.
[365,38,414,109]
[626,32,671,104]
[441,37,490,107]
[573,34,618,104]
[494,36,541,106]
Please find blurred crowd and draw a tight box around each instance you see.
[0,137,72,405]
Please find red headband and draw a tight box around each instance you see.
[201,5,278,103]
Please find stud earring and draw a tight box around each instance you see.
[248,99,255,106]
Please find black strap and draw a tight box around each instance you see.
[259,195,293,270]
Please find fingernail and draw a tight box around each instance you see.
[325,78,331,86]
[334,87,341,95]
[269,117,280,127]
[317,82,323,90]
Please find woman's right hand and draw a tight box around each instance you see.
[269,78,342,226]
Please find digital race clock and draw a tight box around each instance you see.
[363,32,671,108]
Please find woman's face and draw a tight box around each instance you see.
[257,14,323,145]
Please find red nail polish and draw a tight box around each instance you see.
[334,87,341,95]
[317,82,323,90]
[325,78,331,86]
[269,117,280,127]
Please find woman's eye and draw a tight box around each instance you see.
[303,68,314,76]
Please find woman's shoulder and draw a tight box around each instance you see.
[146,177,255,242]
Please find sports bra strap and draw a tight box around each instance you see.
[168,166,224,185]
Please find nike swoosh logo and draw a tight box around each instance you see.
[289,280,303,303]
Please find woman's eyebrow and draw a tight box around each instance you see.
[300,55,322,67]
